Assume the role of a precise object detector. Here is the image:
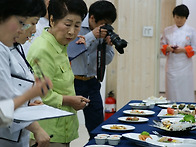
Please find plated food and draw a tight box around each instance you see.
[138,131,152,141]
[122,132,196,147]
[101,124,135,131]
[161,115,196,126]
[118,116,149,123]
[158,103,196,110]
[128,102,154,109]
[143,96,169,104]
[157,109,188,118]
[123,109,155,116]
[151,119,195,132]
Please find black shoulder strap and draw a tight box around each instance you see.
[13,43,34,74]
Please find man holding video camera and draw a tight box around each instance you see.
[71,0,117,138]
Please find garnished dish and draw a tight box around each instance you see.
[138,131,152,141]
[151,119,195,132]
[118,116,149,123]
[172,103,196,110]
[166,107,195,116]
[110,125,126,130]
[129,102,154,109]
[126,116,139,121]
[158,136,181,143]
[143,96,169,104]
[123,132,196,147]
[101,124,135,131]
[123,109,155,116]
[130,110,144,114]
[157,108,195,118]
[160,115,196,127]
[158,103,196,110]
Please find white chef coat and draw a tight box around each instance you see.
[0,99,14,127]
[0,42,40,147]
[161,24,196,102]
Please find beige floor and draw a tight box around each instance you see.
[70,124,89,147]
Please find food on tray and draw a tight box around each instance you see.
[158,136,181,143]
[180,115,195,123]
[110,125,126,130]
[166,107,195,116]
[126,117,139,121]
[187,104,196,110]
[179,103,186,110]
[138,103,146,106]
[131,110,144,114]
[171,103,177,109]
[161,120,192,131]
[147,96,166,102]
[166,108,175,115]
[138,131,152,141]
[171,103,196,111]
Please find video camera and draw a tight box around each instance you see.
[100,24,127,54]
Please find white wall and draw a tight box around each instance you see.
[180,0,196,90]
[160,0,196,92]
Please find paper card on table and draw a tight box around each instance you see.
[67,37,87,61]
[14,104,74,122]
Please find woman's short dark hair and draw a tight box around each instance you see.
[0,0,46,22]
[173,4,189,19]
[48,0,87,26]
[89,0,117,23]
[26,0,46,18]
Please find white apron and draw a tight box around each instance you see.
[0,43,40,147]
[161,24,196,102]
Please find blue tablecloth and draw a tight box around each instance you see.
[84,100,196,147]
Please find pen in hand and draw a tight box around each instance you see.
[34,58,50,90]
[31,135,53,147]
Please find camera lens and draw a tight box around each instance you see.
[110,33,127,54]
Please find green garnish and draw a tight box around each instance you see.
[180,114,195,123]
[141,131,150,136]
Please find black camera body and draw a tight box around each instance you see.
[100,24,127,54]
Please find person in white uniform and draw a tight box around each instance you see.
[161,4,196,102]
[0,0,52,146]
[22,0,50,56]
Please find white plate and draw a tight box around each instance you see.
[128,103,154,109]
[85,145,114,147]
[123,110,155,116]
[122,132,196,147]
[101,124,135,131]
[158,104,196,110]
[161,118,196,126]
[157,104,173,108]
[143,99,170,105]
[118,116,149,123]
[157,109,184,118]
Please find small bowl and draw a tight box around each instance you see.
[109,134,122,138]
[107,136,120,145]
[94,136,107,145]
[97,133,109,138]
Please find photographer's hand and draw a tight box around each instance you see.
[105,36,113,46]
[92,24,107,39]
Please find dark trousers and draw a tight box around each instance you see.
[74,78,104,139]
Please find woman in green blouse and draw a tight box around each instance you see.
[27,0,89,146]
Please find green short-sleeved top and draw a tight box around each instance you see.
[27,28,79,143]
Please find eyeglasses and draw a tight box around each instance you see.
[18,20,32,30]
[16,17,32,30]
